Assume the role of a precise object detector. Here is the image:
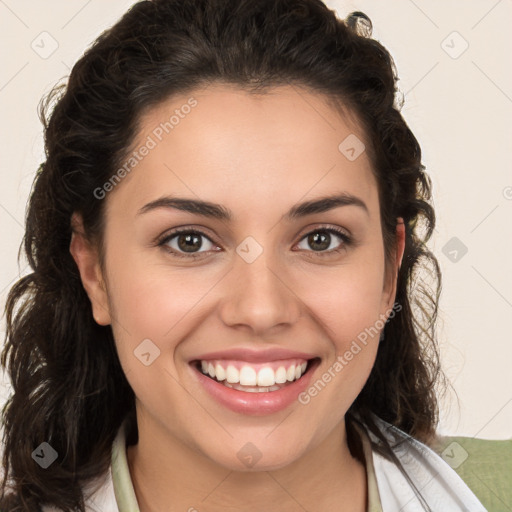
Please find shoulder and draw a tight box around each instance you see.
[362,414,489,511]
[430,434,512,512]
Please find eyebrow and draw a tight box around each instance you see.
[137,192,369,221]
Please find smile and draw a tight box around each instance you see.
[198,358,310,392]
[190,356,321,415]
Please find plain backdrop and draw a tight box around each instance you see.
[0,0,511,440]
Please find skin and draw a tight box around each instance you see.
[70,83,405,512]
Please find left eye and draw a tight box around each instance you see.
[295,228,350,254]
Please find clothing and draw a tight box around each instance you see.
[355,416,488,511]
[41,415,488,512]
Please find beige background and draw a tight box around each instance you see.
[0,0,511,439]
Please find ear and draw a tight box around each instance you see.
[69,212,112,326]
[381,217,406,312]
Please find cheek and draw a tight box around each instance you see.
[110,270,208,337]
[292,261,386,427]
[103,253,207,430]
[293,252,385,397]
[106,268,209,365]
[298,255,386,346]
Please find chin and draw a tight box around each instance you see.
[200,437,309,473]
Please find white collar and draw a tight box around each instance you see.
[360,414,487,511]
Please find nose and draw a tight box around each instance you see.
[218,247,302,337]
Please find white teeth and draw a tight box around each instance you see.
[215,363,226,381]
[226,365,239,383]
[199,359,310,388]
[239,366,257,386]
[275,366,287,384]
[257,367,275,387]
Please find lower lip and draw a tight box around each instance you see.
[191,359,320,416]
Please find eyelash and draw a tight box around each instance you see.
[157,226,353,260]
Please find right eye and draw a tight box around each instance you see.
[158,228,220,259]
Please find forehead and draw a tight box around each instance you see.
[108,83,378,219]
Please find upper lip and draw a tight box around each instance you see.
[190,347,318,363]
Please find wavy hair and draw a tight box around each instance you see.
[1,0,445,510]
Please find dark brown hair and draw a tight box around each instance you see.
[1,0,445,510]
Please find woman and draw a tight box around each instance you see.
[0,0,488,510]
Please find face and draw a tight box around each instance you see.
[71,83,404,472]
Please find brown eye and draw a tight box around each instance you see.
[306,231,331,251]
[176,232,203,253]
[159,229,218,259]
[295,227,352,256]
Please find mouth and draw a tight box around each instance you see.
[193,358,318,392]
[190,356,321,415]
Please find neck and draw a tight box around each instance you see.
[127,413,367,512]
